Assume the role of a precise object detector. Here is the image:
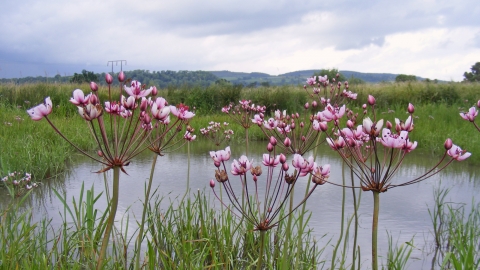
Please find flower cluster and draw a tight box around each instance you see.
[222,100,266,129]
[252,108,328,155]
[325,95,470,192]
[209,141,330,231]
[1,171,39,197]
[26,73,195,173]
[304,74,357,109]
[200,121,234,147]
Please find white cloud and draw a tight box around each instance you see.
[0,0,479,80]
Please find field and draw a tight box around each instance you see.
[1,80,479,269]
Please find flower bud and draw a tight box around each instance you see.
[319,122,328,131]
[477,100,480,108]
[152,86,158,96]
[118,71,125,82]
[362,104,367,109]
[90,82,98,92]
[89,94,99,105]
[386,121,392,129]
[368,95,376,106]
[284,137,291,147]
[97,150,104,157]
[209,179,215,188]
[304,102,309,109]
[347,120,354,128]
[282,162,289,171]
[267,143,274,152]
[407,103,415,114]
[312,101,318,107]
[279,153,287,164]
[444,138,453,150]
[105,73,113,85]
[269,136,277,146]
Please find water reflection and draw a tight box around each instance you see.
[1,140,478,269]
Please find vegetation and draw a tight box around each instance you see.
[463,62,480,82]
[395,74,418,82]
[1,78,480,269]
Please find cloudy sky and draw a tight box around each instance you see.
[1,0,479,81]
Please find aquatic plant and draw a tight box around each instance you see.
[209,142,329,269]
[323,95,470,270]
[25,71,192,269]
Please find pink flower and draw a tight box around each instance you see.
[460,106,478,122]
[210,146,231,164]
[78,103,102,121]
[326,136,346,150]
[262,154,280,167]
[263,118,277,129]
[321,104,346,122]
[151,102,170,121]
[26,97,53,121]
[124,80,152,99]
[231,155,253,175]
[184,131,196,141]
[252,114,264,125]
[403,139,418,153]
[380,129,408,149]
[170,104,195,120]
[70,89,90,106]
[447,144,471,161]
[312,164,330,184]
[306,77,316,86]
[292,154,315,176]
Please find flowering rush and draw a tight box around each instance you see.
[209,141,330,231]
[26,75,194,173]
[325,96,470,192]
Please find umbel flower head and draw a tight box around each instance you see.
[26,75,181,174]
[324,97,470,192]
[209,142,330,231]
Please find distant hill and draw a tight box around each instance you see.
[2,69,432,86]
[209,70,428,85]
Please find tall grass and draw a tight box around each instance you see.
[1,81,479,180]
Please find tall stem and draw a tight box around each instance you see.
[97,166,120,270]
[135,154,158,270]
[257,230,266,270]
[372,191,380,270]
[245,128,249,156]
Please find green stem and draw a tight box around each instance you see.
[257,230,266,270]
[372,191,380,270]
[135,154,158,270]
[331,161,346,270]
[97,166,120,270]
[294,135,322,269]
[281,184,295,267]
[245,128,249,156]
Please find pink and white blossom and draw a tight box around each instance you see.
[26,97,53,121]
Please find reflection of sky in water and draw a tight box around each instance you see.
[3,141,478,269]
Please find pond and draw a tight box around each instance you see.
[2,140,478,269]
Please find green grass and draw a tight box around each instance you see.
[1,81,479,178]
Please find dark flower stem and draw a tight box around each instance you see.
[97,166,120,270]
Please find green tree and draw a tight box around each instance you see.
[463,62,480,82]
[70,69,98,83]
[313,68,347,82]
[395,74,417,82]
